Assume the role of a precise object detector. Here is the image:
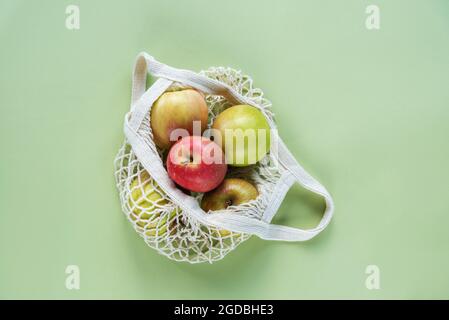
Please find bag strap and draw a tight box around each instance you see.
[201,137,334,241]
[129,54,173,130]
[125,52,334,242]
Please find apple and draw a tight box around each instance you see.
[201,178,259,211]
[143,210,177,237]
[128,171,176,237]
[150,88,208,149]
[211,104,271,166]
[167,136,227,192]
[201,178,259,237]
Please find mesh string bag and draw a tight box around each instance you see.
[114,53,334,264]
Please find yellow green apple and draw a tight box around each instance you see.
[150,89,208,149]
[211,104,270,166]
[128,171,176,237]
[143,210,177,237]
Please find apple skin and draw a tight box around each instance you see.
[128,171,176,237]
[143,210,177,237]
[201,178,259,237]
[150,89,208,149]
[212,104,271,166]
[167,136,227,193]
[201,178,259,211]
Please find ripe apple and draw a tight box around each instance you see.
[150,88,208,149]
[201,178,259,237]
[166,136,227,192]
[201,178,259,211]
[212,104,271,166]
[143,210,177,237]
[128,171,176,237]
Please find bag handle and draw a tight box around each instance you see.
[125,52,334,242]
[199,138,334,241]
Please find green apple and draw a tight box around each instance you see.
[143,210,177,237]
[150,89,208,149]
[211,104,270,166]
[128,171,176,237]
[201,178,259,237]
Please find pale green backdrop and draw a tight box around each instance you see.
[1,0,448,299]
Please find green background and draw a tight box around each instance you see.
[1,0,448,299]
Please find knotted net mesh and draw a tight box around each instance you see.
[114,67,284,263]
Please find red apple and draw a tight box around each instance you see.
[150,89,208,149]
[167,136,227,192]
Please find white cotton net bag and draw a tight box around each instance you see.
[114,53,334,264]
